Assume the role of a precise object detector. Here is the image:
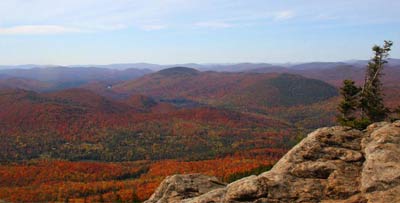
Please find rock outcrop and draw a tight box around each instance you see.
[146,174,227,203]
[145,121,400,203]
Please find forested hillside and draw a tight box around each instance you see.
[0,65,399,202]
[0,87,294,162]
[112,68,338,109]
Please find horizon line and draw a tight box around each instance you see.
[2,57,400,68]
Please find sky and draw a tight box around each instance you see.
[0,0,400,65]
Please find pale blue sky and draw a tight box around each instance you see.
[0,0,399,65]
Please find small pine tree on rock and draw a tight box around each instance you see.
[360,40,393,122]
[337,80,362,127]
[338,40,393,129]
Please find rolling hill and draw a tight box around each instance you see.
[0,77,54,92]
[0,67,152,91]
[0,88,294,162]
[112,67,339,110]
[247,63,400,87]
[0,62,399,202]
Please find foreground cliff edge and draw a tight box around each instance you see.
[145,121,400,203]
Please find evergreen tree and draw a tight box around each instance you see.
[337,80,361,127]
[338,40,394,129]
[360,40,393,122]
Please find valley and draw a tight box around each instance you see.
[0,62,399,202]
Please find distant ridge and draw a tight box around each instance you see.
[1,58,399,71]
[157,67,200,76]
[114,71,338,108]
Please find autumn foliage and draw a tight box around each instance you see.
[1,68,398,202]
[0,152,280,202]
[0,87,289,202]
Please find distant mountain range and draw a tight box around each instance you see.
[1,58,399,71]
[1,59,399,202]
[1,58,399,93]
[0,59,399,131]
[111,67,338,109]
[1,63,398,163]
[0,67,152,91]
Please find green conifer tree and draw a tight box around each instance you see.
[338,40,393,129]
[337,80,361,127]
[360,40,393,122]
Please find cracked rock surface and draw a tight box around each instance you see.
[145,121,400,203]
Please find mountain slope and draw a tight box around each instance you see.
[43,88,135,113]
[0,67,152,91]
[0,78,54,91]
[113,68,338,109]
[247,64,400,110]
[0,88,294,162]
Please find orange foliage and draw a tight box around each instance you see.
[0,152,279,202]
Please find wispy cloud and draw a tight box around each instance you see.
[88,24,128,31]
[195,21,233,28]
[0,25,82,35]
[140,24,168,31]
[0,0,398,35]
[274,10,295,21]
[0,24,128,35]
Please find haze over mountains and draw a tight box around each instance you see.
[1,59,399,128]
[1,59,399,94]
[112,68,338,108]
[1,58,400,71]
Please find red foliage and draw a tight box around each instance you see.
[0,153,279,202]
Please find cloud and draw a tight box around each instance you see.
[89,24,128,31]
[0,1,397,36]
[274,10,295,20]
[140,24,168,31]
[195,21,233,28]
[0,25,82,35]
[0,24,129,35]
